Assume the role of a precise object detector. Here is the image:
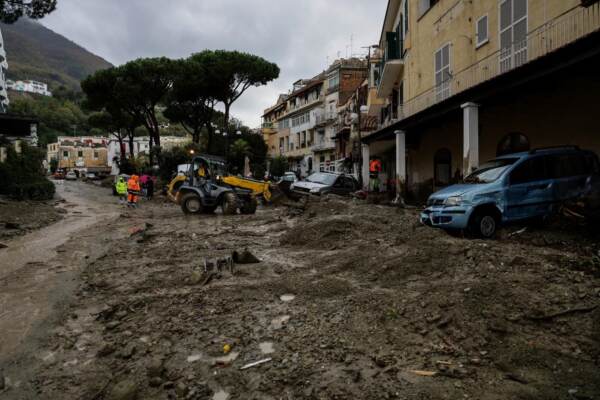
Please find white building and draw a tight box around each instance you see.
[0,28,9,112]
[7,79,52,97]
[107,136,191,175]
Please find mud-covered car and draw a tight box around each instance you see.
[291,172,358,196]
[421,146,600,238]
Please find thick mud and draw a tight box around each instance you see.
[1,191,599,399]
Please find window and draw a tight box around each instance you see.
[510,156,548,185]
[497,132,530,156]
[404,0,409,35]
[500,0,528,72]
[418,0,440,18]
[435,44,451,101]
[476,15,489,48]
[547,155,589,179]
[328,73,339,91]
[77,150,83,158]
[434,149,452,186]
[93,151,99,160]
[63,151,69,160]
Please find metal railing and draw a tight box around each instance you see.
[311,141,336,152]
[400,3,600,121]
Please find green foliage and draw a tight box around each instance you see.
[1,19,112,91]
[1,0,56,23]
[156,146,191,181]
[189,50,280,128]
[269,156,289,178]
[9,93,91,147]
[0,143,55,200]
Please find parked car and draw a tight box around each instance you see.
[421,146,600,238]
[52,170,66,180]
[291,172,359,196]
[277,172,300,200]
[65,171,77,181]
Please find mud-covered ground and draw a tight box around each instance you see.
[1,188,600,400]
[0,196,65,241]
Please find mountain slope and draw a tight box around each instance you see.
[0,19,112,91]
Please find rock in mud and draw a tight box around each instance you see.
[107,379,138,400]
[148,377,162,387]
[232,249,260,264]
[119,343,136,359]
[97,342,116,357]
[175,381,188,397]
[146,358,164,378]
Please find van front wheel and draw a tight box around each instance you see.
[470,211,498,239]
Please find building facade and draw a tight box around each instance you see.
[361,0,600,201]
[7,79,52,97]
[107,135,191,175]
[47,136,109,174]
[262,59,368,177]
[0,27,9,112]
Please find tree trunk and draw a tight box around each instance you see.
[127,129,135,158]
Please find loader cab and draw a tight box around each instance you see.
[188,155,227,186]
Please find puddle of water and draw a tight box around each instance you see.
[280,294,295,302]
[213,390,230,400]
[187,353,203,363]
[259,342,275,354]
[270,315,290,330]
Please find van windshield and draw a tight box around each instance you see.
[465,158,518,184]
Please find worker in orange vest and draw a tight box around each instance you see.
[127,175,141,208]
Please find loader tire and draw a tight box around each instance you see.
[241,196,258,215]
[222,192,238,215]
[181,193,203,215]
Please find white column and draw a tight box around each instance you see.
[462,102,480,176]
[361,144,370,190]
[395,130,406,187]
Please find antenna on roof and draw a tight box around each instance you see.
[350,34,354,58]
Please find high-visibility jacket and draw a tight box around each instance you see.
[115,178,127,195]
[370,159,382,173]
[127,176,141,195]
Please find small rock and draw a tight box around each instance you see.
[163,381,175,389]
[97,343,116,357]
[120,343,136,359]
[107,379,138,400]
[146,358,164,378]
[148,377,162,388]
[106,321,121,330]
[175,381,188,397]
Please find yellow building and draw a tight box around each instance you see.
[364,0,600,200]
[47,136,110,175]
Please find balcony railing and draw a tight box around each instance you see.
[315,112,337,125]
[311,141,336,152]
[399,3,600,121]
[262,121,275,129]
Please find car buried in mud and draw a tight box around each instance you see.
[421,146,600,238]
[291,172,359,197]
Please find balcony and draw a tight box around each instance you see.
[400,3,600,122]
[315,112,337,126]
[377,32,405,98]
[311,141,336,152]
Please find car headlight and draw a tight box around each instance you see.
[310,187,321,194]
[290,184,295,190]
[444,196,463,206]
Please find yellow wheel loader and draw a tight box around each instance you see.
[166,155,283,206]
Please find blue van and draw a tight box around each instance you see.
[420,146,600,238]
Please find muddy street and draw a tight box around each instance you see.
[1,188,600,400]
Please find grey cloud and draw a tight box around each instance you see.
[42,0,387,127]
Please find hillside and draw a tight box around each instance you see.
[0,19,112,91]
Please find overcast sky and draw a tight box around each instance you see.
[41,0,387,128]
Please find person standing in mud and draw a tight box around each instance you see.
[115,176,128,205]
[127,175,141,208]
[146,176,154,200]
